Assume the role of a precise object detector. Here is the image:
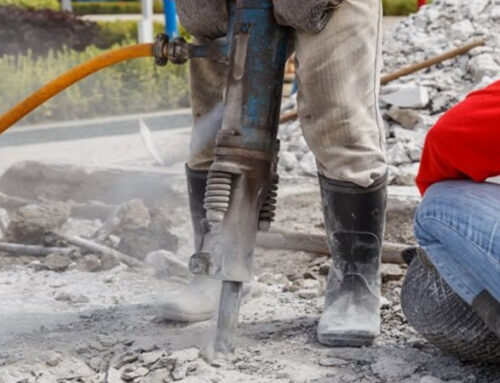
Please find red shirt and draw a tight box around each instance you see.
[416,80,500,195]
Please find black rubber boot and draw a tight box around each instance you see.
[473,291,500,340]
[159,166,221,322]
[317,174,387,347]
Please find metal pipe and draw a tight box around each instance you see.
[255,229,407,264]
[164,0,178,37]
[0,242,75,256]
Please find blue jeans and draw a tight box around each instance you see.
[415,180,500,305]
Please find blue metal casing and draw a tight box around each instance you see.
[163,0,178,37]
[219,0,291,154]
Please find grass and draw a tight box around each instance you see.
[383,0,431,16]
[0,0,59,9]
[72,1,163,15]
[0,44,190,125]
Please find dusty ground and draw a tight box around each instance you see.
[0,159,499,383]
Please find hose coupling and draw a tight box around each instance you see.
[154,33,169,66]
[154,33,190,66]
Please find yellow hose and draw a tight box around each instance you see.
[0,43,154,135]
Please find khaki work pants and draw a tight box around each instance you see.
[187,0,386,187]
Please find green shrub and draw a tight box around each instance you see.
[382,0,433,15]
[0,0,59,10]
[72,1,163,15]
[383,0,417,15]
[96,20,165,47]
[0,44,190,125]
[96,20,138,47]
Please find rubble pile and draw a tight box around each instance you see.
[278,0,500,185]
[5,202,70,245]
[0,341,209,383]
[0,198,182,273]
[1,163,500,381]
[0,163,186,274]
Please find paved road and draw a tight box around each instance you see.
[0,110,192,148]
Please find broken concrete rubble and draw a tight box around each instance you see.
[145,250,191,281]
[77,254,102,272]
[5,201,69,244]
[44,252,72,272]
[468,53,500,82]
[0,208,9,239]
[114,206,179,261]
[60,218,101,238]
[387,141,413,166]
[114,199,151,232]
[380,84,430,109]
[0,162,184,273]
[112,347,201,382]
[394,163,420,186]
[387,107,423,130]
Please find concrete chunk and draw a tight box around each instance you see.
[387,107,422,130]
[387,142,412,166]
[381,85,429,109]
[468,54,500,82]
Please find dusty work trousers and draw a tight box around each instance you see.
[187,0,386,187]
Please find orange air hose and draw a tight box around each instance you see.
[0,43,154,135]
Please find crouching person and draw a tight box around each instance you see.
[401,80,500,363]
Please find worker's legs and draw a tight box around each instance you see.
[294,0,386,187]
[294,0,386,346]
[415,180,500,337]
[187,47,226,171]
[159,50,226,322]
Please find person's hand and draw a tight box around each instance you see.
[176,0,228,40]
[273,0,343,34]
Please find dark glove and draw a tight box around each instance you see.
[176,0,228,40]
[273,0,343,34]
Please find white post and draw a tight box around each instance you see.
[138,0,154,43]
[61,0,72,12]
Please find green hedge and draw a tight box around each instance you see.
[96,20,138,47]
[96,20,165,47]
[1,0,424,17]
[382,0,432,16]
[0,45,189,125]
[76,0,421,17]
[0,0,59,10]
[72,1,163,15]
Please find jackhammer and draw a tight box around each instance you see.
[0,0,290,357]
[165,0,291,357]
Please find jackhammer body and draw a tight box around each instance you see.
[186,0,291,356]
